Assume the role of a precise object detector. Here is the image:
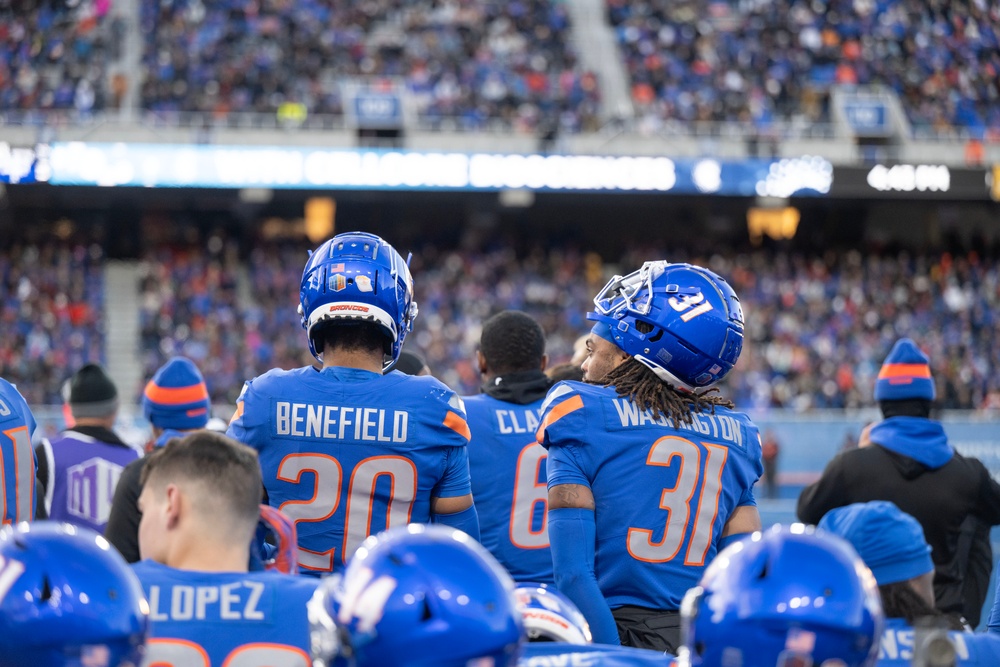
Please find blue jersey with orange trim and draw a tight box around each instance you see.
[132,560,318,666]
[520,642,673,666]
[465,393,553,584]
[227,366,473,575]
[538,381,762,610]
[0,379,36,526]
[877,618,1000,665]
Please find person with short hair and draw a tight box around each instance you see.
[36,363,140,532]
[539,261,762,651]
[465,310,554,583]
[0,377,37,525]
[820,501,1000,665]
[228,232,478,576]
[798,337,1000,626]
[133,430,318,664]
[105,356,211,562]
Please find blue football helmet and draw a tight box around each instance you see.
[679,524,883,667]
[309,524,523,667]
[514,583,592,644]
[299,232,418,368]
[0,522,148,667]
[588,261,744,391]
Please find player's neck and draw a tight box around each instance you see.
[322,348,384,374]
[165,537,250,573]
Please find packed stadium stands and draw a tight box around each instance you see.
[140,0,601,133]
[5,0,998,138]
[0,239,106,405]
[0,0,118,113]
[128,234,1000,411]
[607,0,1000,133]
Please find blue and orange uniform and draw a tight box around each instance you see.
[0,378,36,525]
[227,366,475,575]
[539,380,762,643]
[133,559,318,665]
[465,369,553,583]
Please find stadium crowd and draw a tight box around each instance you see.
[140,0,601,133]
[132,237,1000,411]
[0,240,105,406]
[607,0,1000,132]
[0,0,117,114]
[6,0,999,134]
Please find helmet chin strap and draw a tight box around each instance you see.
[632,355,700,394]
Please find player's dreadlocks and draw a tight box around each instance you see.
[597,358,733,428]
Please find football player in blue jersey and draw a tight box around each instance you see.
[0,521,148,666]
[538,261,763,650]
[678,524,884,667]
[819,501,1000,666]
[0,377,36,526]
[228,231,478,576]
[466,310,555,583]
[308,523,672,667]
[133,430,319,665]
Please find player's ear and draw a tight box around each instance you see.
[540,353,548,372]
[164,484,183,528]
[476,350,488,375]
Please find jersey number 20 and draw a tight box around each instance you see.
[277,454,417,572]
[627,436,727,566]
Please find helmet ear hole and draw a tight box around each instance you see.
[635,320,654,334]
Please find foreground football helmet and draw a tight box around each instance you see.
[588,261,744,390]
[309,524,523,667]
[515,583,592,644]
[679,524,883,667]
[299,232,418,368]
[0,522,148,667]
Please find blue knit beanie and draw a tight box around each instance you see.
[818,501,934,586]
[142,357,210,431]
[873,338,935,402]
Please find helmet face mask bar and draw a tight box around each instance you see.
[593,260,669,319]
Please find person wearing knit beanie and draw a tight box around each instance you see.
[819,502,1000,663]
[63,363,119,420]
[38,363,139,534]
[105,356,212,564]
[874,337,936,405]
[819,501,935,594]
[141,357,211,437]
[799,337,1000,628]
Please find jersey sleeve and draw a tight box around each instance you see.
[432,444,473,498]
[737,423,763,507]
[536,383,590,488]
[424,387,473,448]
[226,379,264,451]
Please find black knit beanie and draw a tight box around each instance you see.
[63,363,119,418]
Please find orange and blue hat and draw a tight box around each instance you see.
[142,357,210,431]
[874,338,935,402]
